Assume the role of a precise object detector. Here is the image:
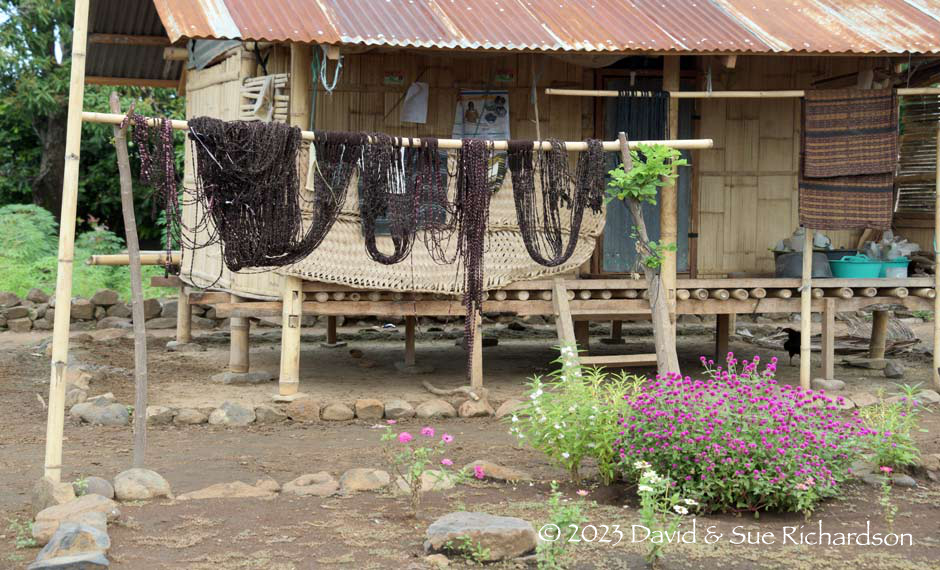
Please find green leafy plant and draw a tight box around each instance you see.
[508,345,642,484]
[381,423,467,516]
[878,466,898,533]
[859,385,925,469]
[7,518,36,550]
[73,476,89,496]
[536,482,590,570]
[606,144,686,206]
[444,535,491,565]
[912,310,933,322]
[631,461,698,568]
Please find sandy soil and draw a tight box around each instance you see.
[1,318,938,569]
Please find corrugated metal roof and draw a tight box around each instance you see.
[88,0,182,82]
[152,0,940,55]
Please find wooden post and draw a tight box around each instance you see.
[799,228,814,391]
[610,320,623,343]
[404,315,416,367]
[470,312,483,389]
[934,122,940,390]
[574,321,590,353]
[870,309,889,361]
[230,294,250,374]
[715,314,730,359]
[110,93,148,468]
[43,0,90,482]
[662,56,680,326]
[278,276,303,396]
[176,284,192,344]
[821,298,835,381]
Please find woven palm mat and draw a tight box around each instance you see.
[799,88,898,230]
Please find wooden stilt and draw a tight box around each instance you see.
[43,0,90,482]
[716,314,730,359]
[230,294,250,374]
[278,276,303,396]
[799,229,813,391]
[470,311,483,389]
[870,310,889,361]
[934,122,940,390]
[574,320,590,353]
[327,316,338,344]
[110,93,148,468]
[821,298,835,381]
[176,284,192,344]
[404,315,416,367]
[611,320,623,342]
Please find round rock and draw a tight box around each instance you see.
[416,399,457,419]
[208,402,256,426]
[322,403,355,421]
[113,468,172,501]
[425,511,537,561]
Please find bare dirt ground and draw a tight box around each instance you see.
[1,317,938,569]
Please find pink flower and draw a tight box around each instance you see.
[441,458,453,467]
[576,489,589,497]
[880,466,893,474]
[386,419,397,425]
[473,465,485,479]
[421,426,435,437]
[441,434,454,444]
[398,432,413,444]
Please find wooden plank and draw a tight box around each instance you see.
[150,275,181,288]
[821,298,835,380]
[580,354,657,366]
[187,291,230,305]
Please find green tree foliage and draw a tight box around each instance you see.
[0,0,185,244]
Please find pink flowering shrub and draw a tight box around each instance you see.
[618,353,872,514]
[381,423,465,515]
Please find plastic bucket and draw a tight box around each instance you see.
[829,254,883,278]
[880,257,909,278]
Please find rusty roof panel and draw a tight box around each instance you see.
[151,0,940,54]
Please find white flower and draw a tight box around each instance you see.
[562,452,570,459]
[530,389,543,400]
[633,460,651,470]
[568,406,576,412]
[673,505,689,515]
[588,416,595,420]
[558,433,565,439]
[554,424,562,430]
[511,416,519,423]
[683,499,699,507]
[638,484,654,493]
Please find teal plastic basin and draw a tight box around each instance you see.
[829,254,882,278]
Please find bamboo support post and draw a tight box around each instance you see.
[912,287,936,299]
[730,288,749,301]
[770,289,793,299]
[278,275,303,396]
[709,289,730,301]
[404,316,416,367]
[43,0,90,482]
[870,310,890,360]
[799,229,813,391]
[821,298,836,380]
[825,287,854,299]
[691,288,709,300]
[676,289,691,300]
[176,284,192,344]
[859,287,878,298]
[880,287,909,298]
[934,121,940,390]
[470,311,483,388]
[749,287,767,299]
[80,112,713,150]
[110,92,149,468]
[229,294,250,374]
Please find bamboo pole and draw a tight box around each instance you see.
[230,294,250,374]
[858,287,878,298]
[912,287,936,299]
[662,56,680,333]
[825,287,854,299]
[43,0,90,482]
[614,289,639,299]
[512,290,531,301]
[576,290,592,300]
[79,112,713,151]
[491,290,508,301]
[770,289,793,299]
[934,122,940,390]
[691,288,709,300]
[110,93,149,469]
[676,289,691,300]
[176,284,192,344]
[545,87,940,99]
[749,287,767,299]
[709,289,730,301]
[88,252,180,265]
[870,310,890,361]
[730,288,749,301]
[314,292,330,303]
[278,275,303,396]
[879,287,909,298]
[799,229,813,391]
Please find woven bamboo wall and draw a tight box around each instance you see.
[696,56,869,277]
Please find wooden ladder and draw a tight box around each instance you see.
[551,278,657,368]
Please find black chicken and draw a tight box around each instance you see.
[782,328,801,365]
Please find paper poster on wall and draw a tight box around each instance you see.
[452,89,510,140]
[401,82,429,124]
[453,90,510,191]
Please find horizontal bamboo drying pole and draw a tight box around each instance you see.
[545,87,940,99]
[80,112,713,151]
[88,252,180,266]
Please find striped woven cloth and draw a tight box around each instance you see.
[799,88,898,230]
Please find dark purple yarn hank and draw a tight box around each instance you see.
[508,138,605,267]
[360,134,416,265]
[455,138,493,380]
